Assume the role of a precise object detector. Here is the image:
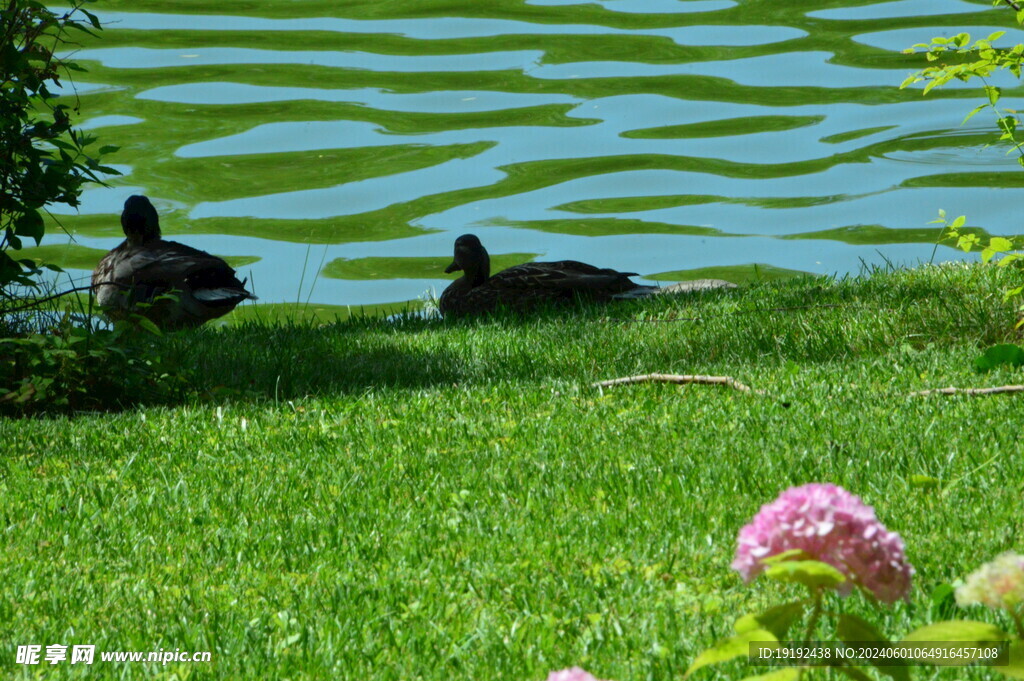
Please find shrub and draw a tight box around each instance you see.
[1,0,117,298]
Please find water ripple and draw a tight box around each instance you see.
[72,47,545,72]
[139,82,581,111]
[42,1,1024,308]
[808,0,986,20]
[80,9,784,43]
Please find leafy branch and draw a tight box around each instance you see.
[900,0,1024,169]
[0,0,119,297]
[930,210,1024,326]
[901,29,1024,165]
[902,2,1024,329]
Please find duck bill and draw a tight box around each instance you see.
[444,260,462,274]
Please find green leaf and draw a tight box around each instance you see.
[6,226,24,250]
[899,621,1009,668]
[838,614,909,681]
[765,560,846,590]
[989,237,1014,253]
[838,614,888,645]
[50,138,77,152]
[998,641,1024,679]
[760,549,808,566]
[735,602,805,639]
[134,316,165,337]
[930,583,958,620]
[950,215,966,229]
[901,620,1009,646]
[962,102,990,125]
[973,344,1024,373]
[957,233,980,252]
[80,8,102,30]
[1003,285,1024,300]
[14,210,44,244]
[65,21,98,38]
[985,86,1003,106]
[909,474,940,489]
[899,74,921,89]
[686,629,778,677]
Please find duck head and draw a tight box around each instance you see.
[121,195,161,245]
[445,234,490,285]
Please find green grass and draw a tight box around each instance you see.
[2,263,1024,680]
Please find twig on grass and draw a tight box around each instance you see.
[592,373,764,394]
[593,375,1024,399]
[1,284,96,313]
[911,384,1024,397]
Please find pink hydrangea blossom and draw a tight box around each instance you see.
[545,668,606,681]
[732,483,913,603]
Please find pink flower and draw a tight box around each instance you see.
[545,668,606,681]
[732,483,914,603]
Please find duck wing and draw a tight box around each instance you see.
[123,240,254,306]
[92,242,177,316]
[439,258,654,318]
[490,260,643,294]
[92,240,256,330]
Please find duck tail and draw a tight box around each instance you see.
[192,287,258,306]
[610,285,659,299]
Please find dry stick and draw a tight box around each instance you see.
[2,284,98,314]
[592,373,763,394]
[1003,0,1022,12]
[593,375,1024,398]
[598,376,1024,399]
[911,385,1024,397]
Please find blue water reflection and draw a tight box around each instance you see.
[139,83,581,112]
[83,9,782,43]
[43,2,1024,309]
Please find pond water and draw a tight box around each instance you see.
[37,0,1024,315]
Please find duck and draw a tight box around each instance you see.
[438,233,656,318]
[91,195,256,330]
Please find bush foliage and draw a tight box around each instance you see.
[0,0,117,294]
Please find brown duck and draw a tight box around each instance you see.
[91,195,256,329]
[439,233,655,318]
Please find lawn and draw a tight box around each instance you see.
[2,262,1023,680]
